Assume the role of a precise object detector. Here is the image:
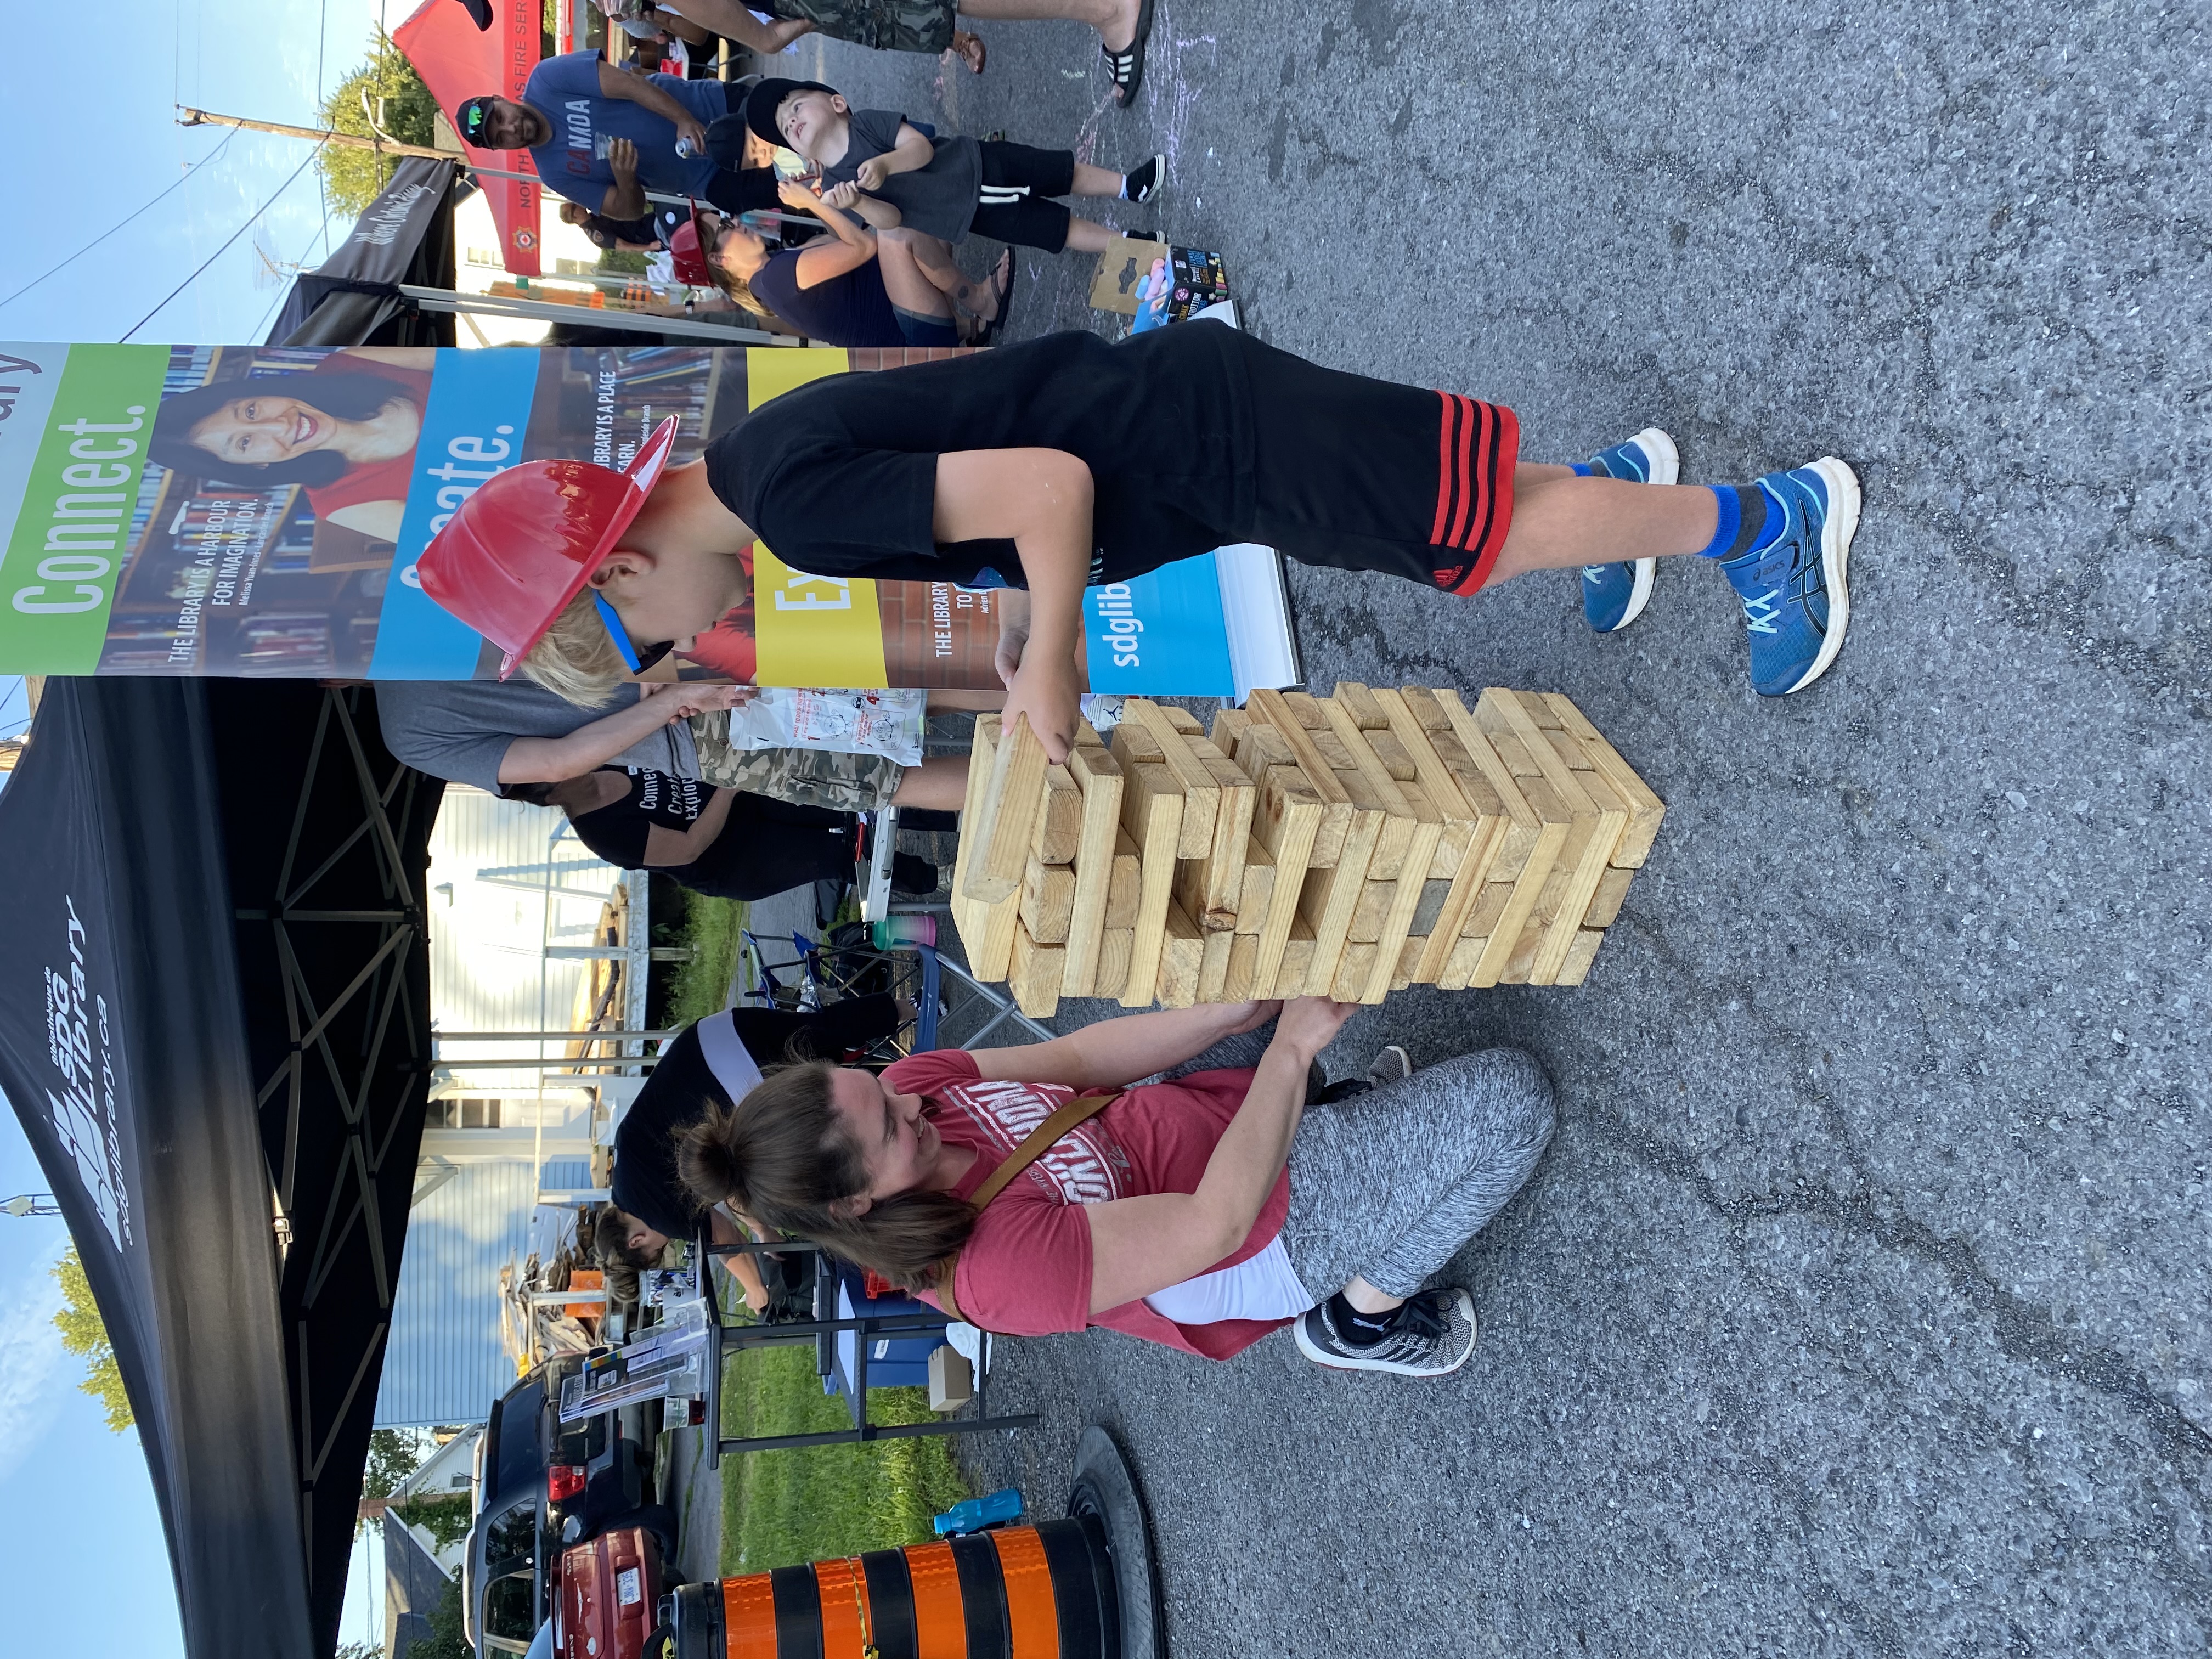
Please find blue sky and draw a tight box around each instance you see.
[0,0,394,347]
[0,0,407,1643]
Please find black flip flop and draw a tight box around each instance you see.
[981,250,1019,343]
[1101,0,1155,107]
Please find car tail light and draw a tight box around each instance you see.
[548,1464,586,1504]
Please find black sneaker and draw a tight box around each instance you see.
[1123,155,1166,205]
[1294,1289,1476,1376]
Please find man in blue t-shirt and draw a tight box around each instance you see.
[456,54,729,218]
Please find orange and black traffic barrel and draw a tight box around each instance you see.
[664,1516,1120,1659]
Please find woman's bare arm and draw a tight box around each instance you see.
[642,785,737,865]
[972,1002,1277,1091]
[1081,1000,1355,1313]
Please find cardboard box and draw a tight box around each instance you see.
[927,1345,975,1412]
[1090,235,1172,315]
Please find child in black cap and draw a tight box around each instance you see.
[745,77,1163,257]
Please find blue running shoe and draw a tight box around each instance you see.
[1581,427,1678,633]
[1717,457,1860,696]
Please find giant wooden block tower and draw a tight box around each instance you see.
[946,686,1664,1018]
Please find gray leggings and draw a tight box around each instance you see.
[1166,1037,1558,1301]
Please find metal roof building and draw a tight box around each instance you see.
[374,787,627,1427]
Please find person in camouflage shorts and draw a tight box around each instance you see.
[687,707,910,811]
[764,0,960,53]
[674,0,1151,95]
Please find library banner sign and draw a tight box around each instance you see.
[0,343,1294,695]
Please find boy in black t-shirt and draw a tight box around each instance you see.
[428,323,1861,762]
[744,77,1164,256]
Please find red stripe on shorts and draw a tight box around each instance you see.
[1429,390,1462,546]
[1431,399,1521,595]
[1445,395,1481,551]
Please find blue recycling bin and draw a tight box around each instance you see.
[822,1265,946,1400]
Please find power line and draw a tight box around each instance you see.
[0,126,241,316]
[121,140,329,344]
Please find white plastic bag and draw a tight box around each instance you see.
[724,687,927,766]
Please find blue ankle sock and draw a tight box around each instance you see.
[1699,483,1776,560]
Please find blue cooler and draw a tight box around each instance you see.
[823,1266,946,1398]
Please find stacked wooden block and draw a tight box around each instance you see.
[947,686,1664,1018]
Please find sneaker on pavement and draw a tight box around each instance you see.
[1122,155,1166,205]
[1581,427,1678,633]
[1294,1288,1477,1377]
[1717,456,1859,696]
[1365,1044,1412,1089]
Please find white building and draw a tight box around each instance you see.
[375,788,646,1427]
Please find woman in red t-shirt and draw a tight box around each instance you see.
[148,347,433,543]
[676,998,1557,1377]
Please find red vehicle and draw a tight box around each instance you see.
[556,1524,667,1659]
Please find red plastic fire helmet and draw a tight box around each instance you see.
[417,414,680,679]
[669,216,712,287]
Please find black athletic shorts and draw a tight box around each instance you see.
[1234,331,1521,595]
[967,140,1079,255]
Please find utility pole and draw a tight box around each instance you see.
[178,106,449,160]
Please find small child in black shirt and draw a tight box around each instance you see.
[743,77,1163,256]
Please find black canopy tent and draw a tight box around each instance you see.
[0,680,442,1656]
[264,155,462,348]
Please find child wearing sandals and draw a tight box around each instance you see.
[746,77,1165,261]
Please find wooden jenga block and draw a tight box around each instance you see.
[1198,928,1234,1003]
[1241,757,1321,995]
[1019,855,1076,945]
[961,712,1050,904]
[1211,706,1255,752]
[1330,942,1379,1002]
[1330,681,1391,730]
[1273,912,1317,998]
[1434,691,1568,988]
[1008,922,1064,1019]
[1316,697,1444,999]
[1376,688,1504,983]
[950,716,1023,980]
[1124,700,1223,859]
[1554,928,1605,987]
[1540,693,1667,868]
[1233,839,1275,933]
[1092,929,1135,1000]
[1224,933,1260,1001]
[1156,902,1204,1008]
[1476,690,1628,983]
[1583,866,1634,929]
[1347,878,1395,944]
[1119,760,1185,1008]
[1156,704,1206,735]
[1103,828,1142,927]
[1248,690,1378,995]
[1060,741,1125,997]
[1034,764,1083,864]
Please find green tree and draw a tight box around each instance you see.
[364,1426,426,1500]
[319,30,444,217]
[52,1242,132,1433]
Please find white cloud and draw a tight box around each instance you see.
[0,1238,70,1480]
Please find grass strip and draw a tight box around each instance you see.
[667,895,748,1029]
[717,1342,968,1576]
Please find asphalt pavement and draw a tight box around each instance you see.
[767,10,2211,1653]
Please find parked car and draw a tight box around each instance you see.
[557,1523,668,1659]
[461,1352,663,1657]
